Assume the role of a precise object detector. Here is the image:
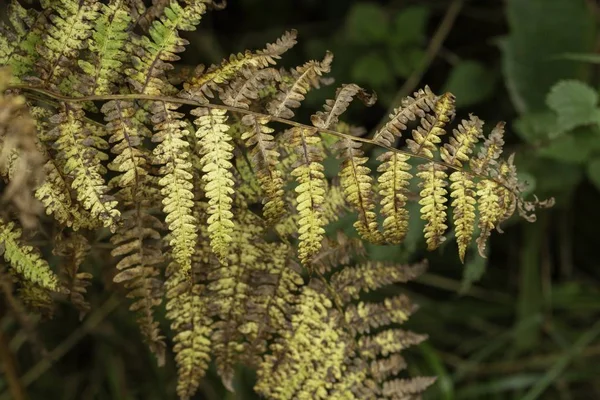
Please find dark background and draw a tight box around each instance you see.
[2,0,600,399]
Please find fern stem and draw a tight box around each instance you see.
[8,84,520,196]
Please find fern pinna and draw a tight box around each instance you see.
[0,1,552,399]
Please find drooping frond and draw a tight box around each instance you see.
[183,30,297,103]
[192,107,234,259]
[111,211,166,364]
[373,86,438,147]
[165,267,212,400]
[241,115,285,223]
[417,163,448,250]
[0,1,40,83]
[267,52,333,118]
[377,152,412,244]
[0,218,58,291]
[406,92,455,158]
[449,172,476,262]
[335,138,383,243]
[54,233,92,318]
[287,127,327,265]
[46,105,120,231]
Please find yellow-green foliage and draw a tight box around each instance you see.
[0,1,553,399]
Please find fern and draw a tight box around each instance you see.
[0,2,555,399]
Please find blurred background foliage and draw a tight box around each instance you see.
[2,0,600,399]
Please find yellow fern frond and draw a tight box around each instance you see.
[417,163,448,250]
[165,267,211,400]
[311,83,376,129]
[193,107,234,258]
[406,92,455,158]
[449,171,476,262]
[476,180,503,257]
[153,102,197,274]
[47,106,120,231]
[287,127,327,265]
[336,138,383,243]
[377,152,412,244]
[0,218,59,291]
[440,114,483,167]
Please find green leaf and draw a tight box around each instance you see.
[513,111,560,143]
[389,47,425,78]
[538,126,600,164]
[546,80,600,132]
[350,52,394,88]
[389,6,429,48]
[443,60,496,108]
[501,0,595,113]
[346,2,389,45]
[586,157,600,191]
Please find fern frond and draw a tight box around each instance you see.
[54,233,92,318]
[184,30,297,103]
[35,160,97,230]
[331,261,427,303]
[0,1,38,82]
[440,114,483,167]
[221,67,280,109]
[449,171,476,262]
[336,138,383,243]
[417,163,448,250]
[35,0,101,89]
[470,121,505,175]
[377,152,412,244]
[406,92,455,158]
[165,267,211,400]
[287,127,327,265]
[78,0,132,95]
[152,102,197,273]
[127,1,207,96]
[344,294,417,334]
[476,179,503,257]
[193,107,234,259]
[267,52,333,118]
[311,83,376,129]
[0,218,58,291]
[241,115,285,223]
[46,105,120,231]
[373,86,438,147]
[111,211,166,365]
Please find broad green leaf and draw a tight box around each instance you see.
[346,2,389,45]
[538,126,600,164]
[546,80,600,132]
[513,111,559,143]
[587,157,600,191]
[389,6,429,48]
[350,52,393,88]
[443,60,496,108]
[501,0,595,113]
[389,47,425,78]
